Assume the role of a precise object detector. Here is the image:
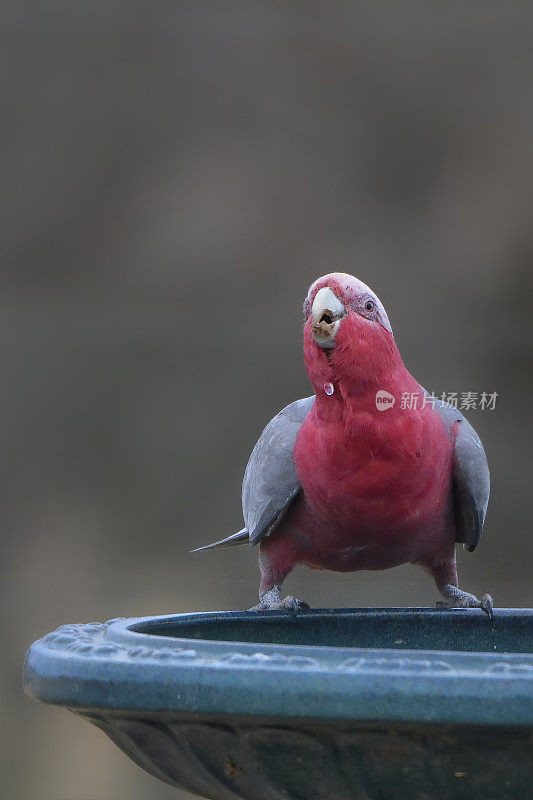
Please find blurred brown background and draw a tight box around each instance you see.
[3,2,533,798]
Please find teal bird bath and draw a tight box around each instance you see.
[23,608,533,799]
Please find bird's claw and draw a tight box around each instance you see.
[249,594,310,614]
[279,596,310,613]
[480,593,494,619]
[436,592,494,619]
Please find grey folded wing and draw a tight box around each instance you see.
[428,390,490,552]
[242,395,315,547]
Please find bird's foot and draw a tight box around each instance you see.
[249,586,310,613]
[436,586,493,619]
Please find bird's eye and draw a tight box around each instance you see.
[365,300,375,313]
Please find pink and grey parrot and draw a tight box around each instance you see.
[194,273,492,616]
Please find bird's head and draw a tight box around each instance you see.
[302,272,401,394]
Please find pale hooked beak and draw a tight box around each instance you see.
[311,286,346,349]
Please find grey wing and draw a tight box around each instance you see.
[427,390,490,552]
[242,395,315,547]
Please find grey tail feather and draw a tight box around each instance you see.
[190,527,249,553]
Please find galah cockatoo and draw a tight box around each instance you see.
[195,273,492,616]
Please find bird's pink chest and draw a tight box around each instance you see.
[293,400,453,558]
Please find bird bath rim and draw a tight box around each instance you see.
[23,608,533,727]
